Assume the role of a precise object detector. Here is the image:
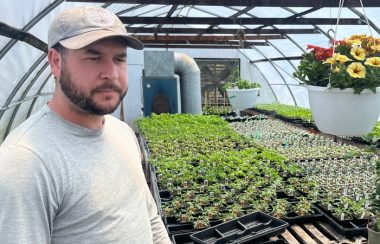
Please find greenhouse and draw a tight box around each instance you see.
[1,0,380,243]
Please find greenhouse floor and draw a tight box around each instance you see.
[138,111,374,244]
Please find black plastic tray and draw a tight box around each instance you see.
[281,204,324,224]
[159,190,173,202]
[273,114,304,124]
[189,212,288,244]
[222,115,267,123]
[167,219,223,234]
[249,108,276,116]
[314,204,367,238]
[173,232,287,244]
[301,121,318,130]
[172,233,195,244]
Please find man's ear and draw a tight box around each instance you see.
[48,48,62,79]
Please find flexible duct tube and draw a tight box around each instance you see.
[174,52,202,114]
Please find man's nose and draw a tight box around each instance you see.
[100,59,119,80]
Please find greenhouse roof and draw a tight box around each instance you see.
[1,0,380,141]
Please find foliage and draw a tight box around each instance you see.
[293,50,331,87]
[223,67,261,90]
[371,159,380,231]
[202,105,232,115]
[137,113,246,160]
[254,103,313,122]
[362,121,380,144]
[294,197,313,216]
[138,113,376,227]
[293,34,380,94]
[231,119,365,161]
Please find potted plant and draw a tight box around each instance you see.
[178,213,194,224]
[368,159,380,243]
[293,34,380,136]
[294,197,313,217]
[223,67,261,115]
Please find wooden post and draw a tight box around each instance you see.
[215,86,218,106]
[205,91,208,107]
[120,100,125,121]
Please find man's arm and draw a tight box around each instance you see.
[145,184,171,244]
[0,145,57,243]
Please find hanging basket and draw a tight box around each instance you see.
[306,85,380,136]
[226,88,260,110]
[368,225,380,244]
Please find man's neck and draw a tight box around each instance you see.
[48,98,105,129]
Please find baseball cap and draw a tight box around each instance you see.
[48,6,143,50]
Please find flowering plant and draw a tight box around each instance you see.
[293,34,380,94]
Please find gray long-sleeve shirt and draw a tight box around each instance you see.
[0,105,171,243]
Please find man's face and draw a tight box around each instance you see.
[58,38,128,115]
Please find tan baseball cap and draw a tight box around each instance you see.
[48,6,143,50]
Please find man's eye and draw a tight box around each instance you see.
[116,58,126,62]
[87,56,100,61]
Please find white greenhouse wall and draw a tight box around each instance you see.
[118,47,281,131]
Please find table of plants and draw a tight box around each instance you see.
[251,103,380,146]
[137,110,377,243]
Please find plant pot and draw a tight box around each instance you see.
[306,85,380,136]
[368,225,380,244]
[226,88,260,111]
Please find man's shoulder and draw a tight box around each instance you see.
[105,115,134,131]
[1,106,50,147]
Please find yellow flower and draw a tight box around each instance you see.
[368,38,380,52]
[332,66,340,73]
[365,57,380,67]
[370,43,380,52]
[352,34,367,39]
[346,34,366,46]
[324,56,336,64]
[336,54,352,63]
[325,53,352,64]
[350,46,366,61]
[347,62,366,78]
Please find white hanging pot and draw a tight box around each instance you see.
[306,85,380,136]
[368,225,380,244]
[226,88,260,110]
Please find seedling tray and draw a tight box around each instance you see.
[281,205,324,224]
[301,121,318,129]
[159,190,172,202]
[190,212,288,244]
[315,205,367,238]
[173,232,286,244]
[274,114,304,125]
[172,233,194,244]
[249,107,276,116]
[167,219,223,234]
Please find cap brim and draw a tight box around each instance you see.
[59,30,143,50]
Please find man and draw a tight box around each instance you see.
[0,6,171,243]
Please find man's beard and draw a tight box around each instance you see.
[59,63,127,115]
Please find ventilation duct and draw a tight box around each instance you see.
[174,52,202,114]
[143,51,202,115]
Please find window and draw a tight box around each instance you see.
[195,58,239,106]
